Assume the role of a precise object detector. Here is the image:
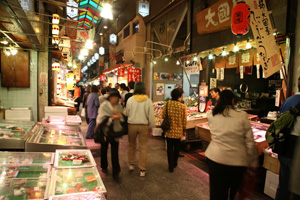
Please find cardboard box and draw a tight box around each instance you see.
[263,153,280,174]
[264,170,279,199]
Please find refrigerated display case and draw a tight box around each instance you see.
[0,152,54,167]
[54,150,96,168]
[0,178,50,200]
[0,121,36,149]
[0,165,51,180]
[49,192,106,200]
[25,124,87,152]
[49,167,106,196]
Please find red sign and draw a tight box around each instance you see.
[118,67,125,77]
[128,68,141,82]
[100,75,106,81]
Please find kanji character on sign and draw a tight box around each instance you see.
[205,8,218,28]
[218,2,230,23]
[241,52,250,63]
[228,55,237,65]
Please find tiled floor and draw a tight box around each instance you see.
[81,120,272,200]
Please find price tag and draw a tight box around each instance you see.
[34,187,39,191]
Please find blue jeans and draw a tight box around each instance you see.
[86,118,96,139]
[275,155,293,200]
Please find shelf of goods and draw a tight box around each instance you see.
[153,101,207,129]
[25,124,87,152]
[49,191,106,200]
[54,150,96,169]
[49,167,106,197]
[0,152,54,200]
[0,120,36,150]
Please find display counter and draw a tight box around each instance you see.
[42,116,82,126]
[49,192,106,200]
[0,120,36,150]
[49,167,106,196]
[25,124,87,152]
[0,152,54,167]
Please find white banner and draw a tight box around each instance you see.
[246,0,284,78]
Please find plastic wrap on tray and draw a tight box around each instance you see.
[54,150,96,168]
[49,192,106,200]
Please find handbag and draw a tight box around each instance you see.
[80,108,85,117]
[161,102,170,131]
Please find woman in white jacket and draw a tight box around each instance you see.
[206,90,257,200]
[125,82,155,177]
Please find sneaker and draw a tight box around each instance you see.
[129,164,135,171]
[140,170,146,177]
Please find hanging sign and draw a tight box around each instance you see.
[245,0,284,78]
[109,34,117,45]
[181,54,201,74]
[118,67,125,77]
[226,52,239,68]
[239,50,253,67]
[196,0,233,35]
[138,0,150,17]
[66,0,78,20]
[73,63,81,82]
[66,72,76,90]
[100,75,106,81]
[128,68,141,82]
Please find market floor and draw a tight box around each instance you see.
[81,121,272,200]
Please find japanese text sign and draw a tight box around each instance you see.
[245,0,284,78]
[181,54,202,74]
[196,0,233,35]
[118,67,125,77]
[128,68,141,82]
[100,75,106,81]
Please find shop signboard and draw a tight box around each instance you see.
[138,0,150,17]
[196,0,233,35]
[66,0,78,20]
[181,54,201,74]
[109,34,117,45]
[128,68,141,82]
[73,63,81,82]
[100,75,106,81]
[118,67,125,77]
[245,0,284,78]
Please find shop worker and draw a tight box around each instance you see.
[82,85,91,123]
[161,88,187,173]
[206,90,258,200]
[119,83,128,105]
[125,82,155,177]
[115,83,120,90]
[276,76,300,200]
[86,85,100,139]
[210,88,220,102]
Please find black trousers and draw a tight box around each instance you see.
[166,138,180,170]
[207,158,246,200]
[100,135,120,176]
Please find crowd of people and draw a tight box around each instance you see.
[78,79,300,200]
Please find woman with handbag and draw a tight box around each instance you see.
[205,90,258,200]
[161,88,187,173]
[95,88,124,181]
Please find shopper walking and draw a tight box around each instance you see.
[206,90,257,200]
[82,86,91,123]
[95,88,124,181]
[86,85,99,139]
[161,88,187,172]
[124,81,135,107]
[125,82,155,176]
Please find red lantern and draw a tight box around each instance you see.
[231,2,251,36]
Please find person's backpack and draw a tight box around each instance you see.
[266,102,300,157]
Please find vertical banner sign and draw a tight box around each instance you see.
[118,67,125,77]
[100,75,106,81]
[73,63,81,82]
[245,0,284,78]
[128,68,142,82]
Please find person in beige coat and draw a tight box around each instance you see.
[206,90,258,200]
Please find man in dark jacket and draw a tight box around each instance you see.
[124,81,135,107]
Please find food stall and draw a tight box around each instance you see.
[0,120,36,150]
[25,124,87,152]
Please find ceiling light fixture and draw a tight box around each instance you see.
[186,60,190,64]
[234,45,239,52]
[100,3,113,20]
[100,33,103,36]
[11,48,18,56]
[103,26,108,29]
[85,39,93,49]
[193,55,197,61]
[176,60,180,65]
[153,60,156,64]
[78,54,84,60]
[246,41,251,49]
[221,48,227,56]
[208,52,213,60]
[164,57,168,62]
[81,48,89,56]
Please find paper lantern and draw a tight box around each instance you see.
[52,35,59,45]
[87,62,91,67]
[52,14,60,24]
[52,25,59,35]
[231,2,251,36]
[99,47,105,55]
[57,74,61,83]
[52,62,60,72]
[57,84,62,94]
[92,56,96,63]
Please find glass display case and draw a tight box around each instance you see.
[49,167,106,196]
[49,192,106,200]
[0,152,54,167]
[25,124,87,152]
[54,150,96,168]
[0,178,50,200]
[0,165,51,180]
[0,121,36,149]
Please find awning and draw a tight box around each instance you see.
[102,63,133,74]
